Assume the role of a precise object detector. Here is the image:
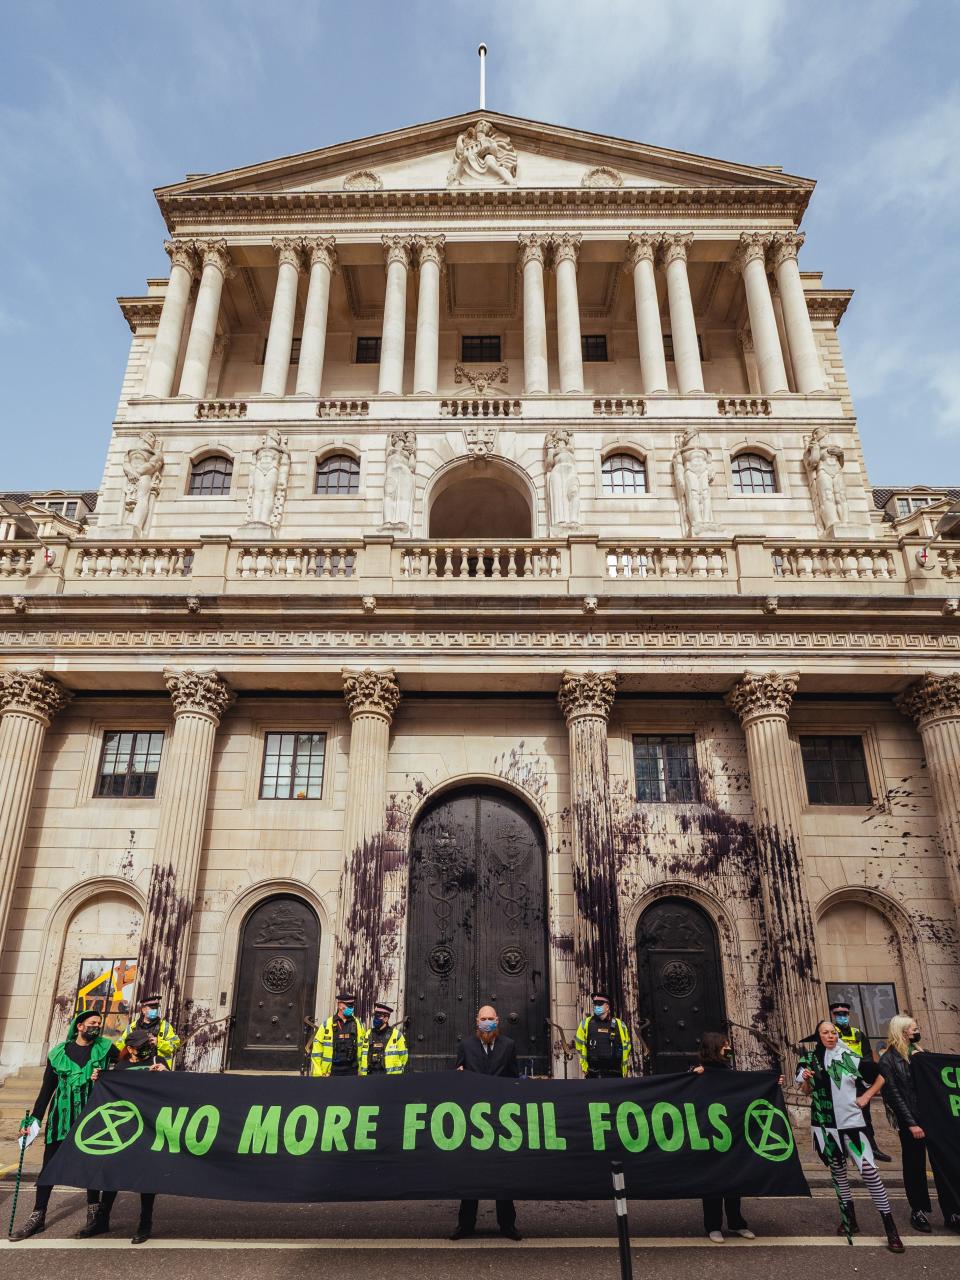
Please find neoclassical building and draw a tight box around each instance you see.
[2,111,959,1080]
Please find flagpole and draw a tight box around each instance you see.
[478,43,487,110]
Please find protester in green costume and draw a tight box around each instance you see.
[9,1008,118,1242]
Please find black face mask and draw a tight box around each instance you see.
[910,1030,922,1043]
[79,1026,101,1040]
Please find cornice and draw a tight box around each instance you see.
[117,296,164,333]
[806,290,853,327]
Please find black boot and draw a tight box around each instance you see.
[131,1217,153,1245]
[9,1210,46,1242]
[882,1212,905,1254]
[75,1207,111,1239]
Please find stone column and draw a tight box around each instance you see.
[518,234,549,394]
[896,674,960,932]
[136,669,234,1024]
[178,240,232,399]
[378,237,411,396]
[558,671,624,1011]
[553,233,584,394]
[260,237,303,397]
[412,235,445,396]
[335,669,401,1016]
[625,233,668,394]
[143,240,198,399]
[296,237,337,398]
[659,233,704,394]
[725,672,821,1052]
[769,232,825,394]
[0,669,72,960]
[734,233,788,395]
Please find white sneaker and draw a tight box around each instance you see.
[735,1229,756,1240]
[708,1231,724,1243]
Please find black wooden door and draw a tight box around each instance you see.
[230,896,319,1071]
[636,898,726,1074]
[407,787,549,1074]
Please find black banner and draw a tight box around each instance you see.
[911,1052,960,1204]
[41,1069,808,1202]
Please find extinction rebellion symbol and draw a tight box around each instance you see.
[74,1100,144,1156]
[743,1099,795,1162]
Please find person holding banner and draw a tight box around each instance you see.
[360,1002,408,1075]
[829,998,890,1162]
[796,1020,904,1253]
[309,993,365,1077]
[115,991,181,1069]
[878,1015,960,1234]
[574,992,631,1079]
[692,1032,758,1242]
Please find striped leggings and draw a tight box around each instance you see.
[830,1156,891,1215]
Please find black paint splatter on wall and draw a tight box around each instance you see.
[136,862,193,1030]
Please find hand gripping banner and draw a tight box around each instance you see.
[41,1069,809,1202]
[911,1052,960,1205]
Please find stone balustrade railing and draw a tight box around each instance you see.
[0,546,35,577]
[397,542,566,582]
[439,398,522,417]
[770,544,897,581]
[940,548,960,580]
[603,543,729,579]
[234,544,359,580]
[76,544,195,578]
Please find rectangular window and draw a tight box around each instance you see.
[633,734,701,803]
[825,982,898,1053]
[896,498,911,517]
[800,735,872,805]
[461,335,501,362]
[581,334,608,362]
[260,732,327,799]
[95,731,164,798]
[663,333,705,361]
[355,336,382,364]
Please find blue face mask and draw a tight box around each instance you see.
[834,1015,850,1027]
[373,1016,386,1029]
[144,1008,159,1023]
[479,1019,497,1033]
[594,1004,607,1017]
[342,1006,354,1019]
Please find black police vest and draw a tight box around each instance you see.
[332,1017,359,1074]
[367,1027,389,1073]
[587,1016,617,1067]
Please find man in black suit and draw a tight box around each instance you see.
[449,1004,522,1241]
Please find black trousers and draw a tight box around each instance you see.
[701,1196,748,1233]
[898,1128,959,1218]
[33,1139,101,1213]
[457,1199,517,1230]
[99,1190,156,1223]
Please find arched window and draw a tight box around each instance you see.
[315,454,360,495]
[188,454,233,496]
[601,453,647,496]
[731,452,776,494]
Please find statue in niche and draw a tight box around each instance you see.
[672,430,723,536]
[122,431,164,535]
[545,429,581,531]
[245,429,290,533]
[381,430,416,532]
[804,428,849,533]
[447,119,517,187]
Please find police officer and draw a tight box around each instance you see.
[361,1002,408,1075]
[575,992,631,1079]
[829,999,891,1161]
[116,992,181,1069]
[310,992,366,1077]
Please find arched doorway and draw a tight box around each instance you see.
[229,895,320,1071]
[636,897,726,1073]
[406,786,549,1074]
[428,461,533,540]
[818,898,908,1056]
[47,891,143,1047]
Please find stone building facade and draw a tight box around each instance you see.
[2,111,959,1078]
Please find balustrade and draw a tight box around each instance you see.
[0,547,35,577]
[76,545,195,578]
[604,544,729,579]
[439,398,521,418]
[234,545,359,580]
[771,544,896,580]
[398,542,565,581]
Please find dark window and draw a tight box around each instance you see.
[800,735,872,805]
[260,732,327,799]
[633,734,701,803]
[581,334,608,362]
[315,454,360,495]
[663,333,705,361]
[95,731,164,798]
[731,452,777,495]
[825,982,899,1055]
[461,335,501,362]
[602,453,647,495]
[188,455,233,496]
[355,336,382,364]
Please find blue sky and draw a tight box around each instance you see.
[1,0,957,489]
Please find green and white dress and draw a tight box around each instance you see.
[796,1042,875,1170]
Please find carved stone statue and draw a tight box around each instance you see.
[447,119,517,187]
[545,429,581,531]
[672,430,724,537]
[381,431,416,532]
[244,429,290,533]
[122,431,163,535]
[804,428,849,533]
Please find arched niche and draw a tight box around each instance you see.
[817,895,911,1051]
[427,459,534,539]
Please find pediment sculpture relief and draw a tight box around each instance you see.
[447,119,517,187]
[343,169,383,191]
[381,430,416,533]
[244,429,291,534]
[581,166,623,188]
[122,431,163,536]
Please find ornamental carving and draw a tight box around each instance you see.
[463,424,499,458]
[382,235,412,269]
[342,667,401,722]
[164,239,198,275]
[447,119,517,187]
[558,670,617,722]
[725,671,799,724]
[803,428,849,533]
[163,668,234,722]
[517,233,547,269]
[245,429,291,532]
[895,673,960,727]
[625,232,659,269]
[304,235,338,273]
[551,233,582,268]
[122,430,164,536]
[261,957,296,992]
[196,238,232,277]
[381,431,416,533]
[659,232,693,267]
[769,231,805,271]
[545,429,581,531]
[581,166,623,188]
[343,169,383,191]
[672,430,724,537]
[454,363,508,394]
[0,667,72,724]
[734,231,771,272]
[413,234,445,270]
[272,236,304,270]
[659,959,697,997]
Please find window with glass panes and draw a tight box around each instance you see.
[800,735,872,805]
[355,336,382,364]
[633,734,701,803]
[315,454,360,495]
[259,732,327,799]
[663,332,704,361]
[731,453,777,494]
[188,455,233,496]
[581,334,608,362]
[461,335,501,362]
[95,731,164,798]
[602,453,647,495]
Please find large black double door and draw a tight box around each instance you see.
[407,787,549,1074]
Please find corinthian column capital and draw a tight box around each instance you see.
[413,234,445,269]
[558,670,617,723]
[342,667,401,722]
[164,239,199,276]
[517,233,547,268]
[382,236,412,270]
[896,672,960,729]
[725,670,799,725]
[625,232,660,270]
[303,235,338,273]
[551,232,582,267]
[163,668,234,723]
[768,231,805,271]
[272,236,305,270]
[0,668,72,725]
[659,232,694,267]
[733,232,772,273]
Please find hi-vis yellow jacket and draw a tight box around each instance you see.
[309,1015,367,1078]
[575,1015,631,1077]
[359,1024,408,1075]
[116,1017,181,1068]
